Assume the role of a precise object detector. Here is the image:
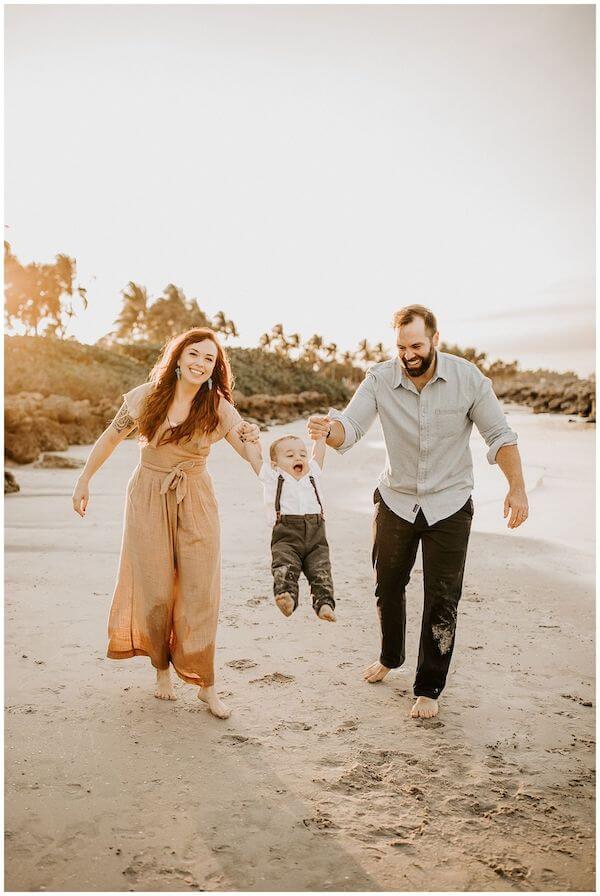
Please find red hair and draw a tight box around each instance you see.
[137,328,234,445]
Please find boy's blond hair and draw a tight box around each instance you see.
[269,435,304,462]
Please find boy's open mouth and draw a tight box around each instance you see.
[293,463,304,473]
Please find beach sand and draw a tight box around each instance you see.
[5,413,595,891]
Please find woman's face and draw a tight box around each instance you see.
[177,339,218,387]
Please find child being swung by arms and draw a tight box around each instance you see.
[240,425,336,621]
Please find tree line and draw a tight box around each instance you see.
[4,242,88,339]
[4,244,520,380]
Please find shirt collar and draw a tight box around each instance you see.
[393,350,448,389]
[274,466,304,483]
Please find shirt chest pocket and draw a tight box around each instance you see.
[434,407,466,438]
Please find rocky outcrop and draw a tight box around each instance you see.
[493,375,596,422]
[34,453,85,469]
[5,392,120,465]
[4,388,331,467]
[233,390,329,426]
[5,471,19,494]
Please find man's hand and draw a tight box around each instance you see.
[503,488,529,529]
[307,415,330,442]
[235,421,260,443]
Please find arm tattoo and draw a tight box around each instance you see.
[111,402,136,434]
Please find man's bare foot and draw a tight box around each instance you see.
[363,661,391,683]
[317,604,336,622]
[275,592,295,617]
[198,686,231,719]
[154,667,177,701]
[410,696,439,718]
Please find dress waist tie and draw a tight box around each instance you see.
[141,460,205,504]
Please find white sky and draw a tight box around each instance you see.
[5,4,595,375]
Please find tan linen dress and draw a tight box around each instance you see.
[107,382,242,687]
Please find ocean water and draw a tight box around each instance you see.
[333,406,595,557]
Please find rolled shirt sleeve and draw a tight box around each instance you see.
[468,375,518,464]
[328,373,379,455]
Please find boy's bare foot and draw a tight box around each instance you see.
[317,604,336,622]
[198,686,231,719]
[154,667,177,700]
[410,696,439,718]
[363,661,391,683]
[275,592,295,617]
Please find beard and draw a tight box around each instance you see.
[402,344,436,378]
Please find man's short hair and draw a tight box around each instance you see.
[269,435,303,462]
[392,305,438,338]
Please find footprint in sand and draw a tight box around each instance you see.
[485,856,530,883]
[249,672,295,686]
[275,720,312,731]
[336,719,359,733]
[302,811,338,832]
[225,659,258,671]
[561,693,593,707]
[219,734,261,747]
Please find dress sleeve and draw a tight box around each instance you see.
[122,382,154,422]
[217,396,243,439]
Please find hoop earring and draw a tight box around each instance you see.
[175,366,182,381]
[207,376,213,390]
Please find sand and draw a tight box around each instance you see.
[5,412,595,892]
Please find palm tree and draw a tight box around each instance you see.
[300,333,325,369]
[372,341,389,363]
[113,282,149,343]
[4,245,87,337]
[186,297,211,330]
[356,338,375,364]
[212,310,239,342]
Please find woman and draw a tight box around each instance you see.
[72,328,258,718]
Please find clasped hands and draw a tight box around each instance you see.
[235,421,260,443]
[306,415,331,441]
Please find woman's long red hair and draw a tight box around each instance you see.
[137,328,234,446]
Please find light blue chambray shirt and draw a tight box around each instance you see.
[328,351,518,525]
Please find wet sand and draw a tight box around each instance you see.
[5,416,595,891]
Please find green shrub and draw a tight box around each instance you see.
[4,336,352,405]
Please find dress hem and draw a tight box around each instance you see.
[106,648,214,687]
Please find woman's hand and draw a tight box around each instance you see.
[235,421,260,443]
[72,477,89,517]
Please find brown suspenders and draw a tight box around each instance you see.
[275,473,324,523]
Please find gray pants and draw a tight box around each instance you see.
[270,514,335,613]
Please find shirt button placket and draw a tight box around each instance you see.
[417,396,427,496]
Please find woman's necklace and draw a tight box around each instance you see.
[167,414,181,430]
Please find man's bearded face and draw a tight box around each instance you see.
[396,322,438,378]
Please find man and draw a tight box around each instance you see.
[308,305,528,719]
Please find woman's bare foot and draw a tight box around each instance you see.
[317,604,336,622]
[154,667,177,701]
[363,661,391,683]
[410,696,439,718]
[275,592,295,617]
[198,686,231,719]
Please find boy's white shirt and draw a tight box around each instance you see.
[258,460,325,526]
